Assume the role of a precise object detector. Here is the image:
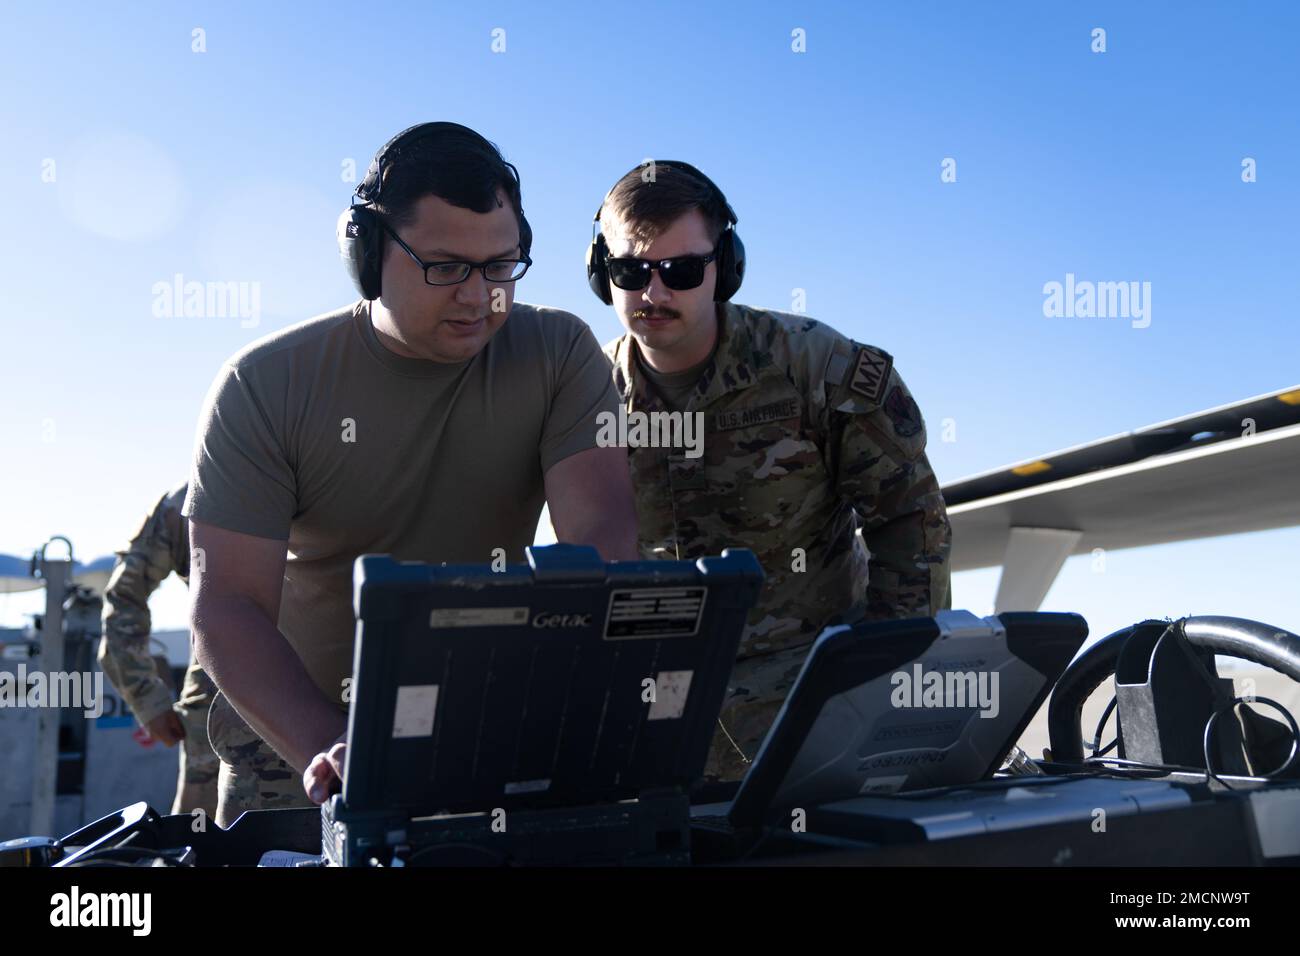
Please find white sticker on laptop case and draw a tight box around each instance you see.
[430,607,529,628]
[392,684,439,738]
[858,774,908,795]
[647,670,693,720]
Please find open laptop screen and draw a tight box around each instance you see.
[729,610,1089,827]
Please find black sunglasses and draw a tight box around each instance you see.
[605,251,717,292]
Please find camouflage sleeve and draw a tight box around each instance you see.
[98,495,180,725]
[825,347,952,620]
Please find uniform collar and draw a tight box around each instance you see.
[615,301,759,410]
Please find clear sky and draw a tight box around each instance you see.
[1,1,1297,646]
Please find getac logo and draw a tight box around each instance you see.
[531,612,593,629]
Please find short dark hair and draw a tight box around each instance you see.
[598,162,728,252]
[374,127,526,246]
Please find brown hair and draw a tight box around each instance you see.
[598,162,728,252]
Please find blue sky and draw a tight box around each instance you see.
[1,1,1297,643]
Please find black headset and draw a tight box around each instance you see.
[585,160,745,305]
[337,122,533,300]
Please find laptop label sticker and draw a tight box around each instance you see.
[429,607,529,628]
[859,774,908,795]
[648,670,694,720]
[392,684,439,738]
[604,587,707,639]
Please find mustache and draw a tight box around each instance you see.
[632,307,681,321]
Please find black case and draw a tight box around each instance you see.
[329,544,763,866]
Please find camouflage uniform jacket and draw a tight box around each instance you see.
[98,483,191,725]
[604,302,952,659]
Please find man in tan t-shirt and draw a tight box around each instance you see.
[185,123,638,826]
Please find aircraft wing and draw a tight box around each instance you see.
[942,386,1300,612]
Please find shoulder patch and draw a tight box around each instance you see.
[883,385,923,438]
[848,345,893,403]
[825,351,851,387]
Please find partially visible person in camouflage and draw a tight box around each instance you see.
[99,482,219,818]
[591,162,953,782]
[203,691,307,819]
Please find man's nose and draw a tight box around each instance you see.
[455,269,491,306]
[642,271,673,306]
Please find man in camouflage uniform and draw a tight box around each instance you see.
[99,482,219,817]
[591,162,953,782]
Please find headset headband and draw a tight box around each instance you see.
[591,159,738,232]
[355,122,524,209]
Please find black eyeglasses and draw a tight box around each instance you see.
[605,251,717,292]
[384,224,532,285]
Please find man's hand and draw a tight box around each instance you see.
[303,732,347,804]
[144,709,185,747]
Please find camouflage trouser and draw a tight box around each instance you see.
[172,659,219,818]
[207,690,315,828]
[704,644,811,782]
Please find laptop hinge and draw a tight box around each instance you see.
[934,609,1007,640]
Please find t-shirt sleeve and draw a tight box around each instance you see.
[539,320,620,473]
[182,362,296,540]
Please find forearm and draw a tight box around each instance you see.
[556,512,639,562]
[862,491,952,618]
[191,594,345,773]
[100,558,174,724]
[544,445,641,561]
[96,630,174,725]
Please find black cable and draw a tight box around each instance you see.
[1203,695,1300,790]
[1081,754,1294,788]
[1049,758,1165,779]
[1082,756,1204,777]
[1090,696,1119,757]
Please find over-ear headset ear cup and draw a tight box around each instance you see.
[587,232,613,305]
[336,206,366,298]
[714,229,745,302]
[727,231,745,299]
[360,216,384,300]
[336,205,385,300]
